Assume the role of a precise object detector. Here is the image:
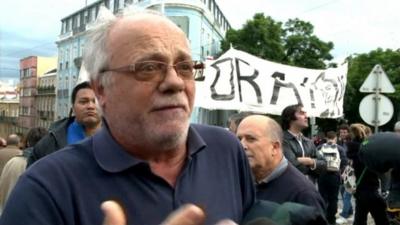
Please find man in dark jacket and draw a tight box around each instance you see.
[281,104,326,183]
[27,81,101,166]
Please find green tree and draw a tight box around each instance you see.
[220,14,334,69]
[221,13,285,62]
[345,48,400,130]
[283,18,334,69]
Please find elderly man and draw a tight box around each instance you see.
[0,9,254,225]
[236,115,325,216]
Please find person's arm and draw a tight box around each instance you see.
[282,140,309,174]
[0,174,64,225]
[294,189,326,218]
[309,143,326,174]
[338,145,347,173]
[236,142,256,217]
[102,201,237,225]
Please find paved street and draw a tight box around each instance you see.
[336,195,375,225]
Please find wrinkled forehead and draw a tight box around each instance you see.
[107,14,190,61]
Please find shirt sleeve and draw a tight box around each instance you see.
[294,189,326,217]
[282,140,309,174]
[0,157,27,211]
[0,174,64,225]
[237,142,256,219]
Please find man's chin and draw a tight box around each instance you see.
[82,118,101,127]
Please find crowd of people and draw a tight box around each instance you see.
[0,8,397,225]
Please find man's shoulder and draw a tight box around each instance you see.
[191,124,237,141]
[49,117,74,131]
[189,124,243,157]
[32,119,72,155]
[281,164,315,188]
[28,139,93,175]
[0,146,21,156]
[282,130,293,140]
[191,123,228,133]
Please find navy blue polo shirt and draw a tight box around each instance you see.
[0,124,255,225]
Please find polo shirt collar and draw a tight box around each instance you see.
[93,124,206,173]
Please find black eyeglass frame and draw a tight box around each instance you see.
[100,60,205,82]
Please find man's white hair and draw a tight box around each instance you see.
[83,6,164,87]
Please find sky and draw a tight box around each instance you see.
[1,0,399,82]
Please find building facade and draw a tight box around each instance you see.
[56,0,231,125]
[0,83,19,138]
[17,56,57,134]
[35,69,57,129]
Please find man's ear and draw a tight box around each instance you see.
[90,79,106,108]
[272,141,281,156]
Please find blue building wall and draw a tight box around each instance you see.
[56,35,85,119]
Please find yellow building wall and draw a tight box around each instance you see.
[37,56,57,77]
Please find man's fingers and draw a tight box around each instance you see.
[215,219,238,225]
[161,204,206,225]
[102,201,127,225]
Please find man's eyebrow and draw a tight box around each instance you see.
[78,97,94,101]
[135,51,191,63]
[135,53,166,62]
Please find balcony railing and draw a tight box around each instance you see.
[0,116,17,124]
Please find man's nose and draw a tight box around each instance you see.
[158,67,185,93]
[87,100,96,108]
[240,140,248,150]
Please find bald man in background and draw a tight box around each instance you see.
[236,115,325,216]
[0,134,21,175]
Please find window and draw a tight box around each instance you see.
[114,0,119,13]
[92,7,96,21]
[169,16,190,37]
[73,45,77,58]
[80,12,84,26]
[66,19,70,32]
[87,8,92,23]
[72,16,77,30]
[75,15,79,29]
[105,0,110,9]
[80,42,85,57]
[61,21,65,34]
[96,5,100,17]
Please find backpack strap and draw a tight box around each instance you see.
[356,167,368,187]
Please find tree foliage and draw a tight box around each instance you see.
[220,14,334,69]
[221,13,285,62]
[283,19,334,69]
[345,48,400,130]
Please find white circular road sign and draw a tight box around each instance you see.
[359,94,393,126]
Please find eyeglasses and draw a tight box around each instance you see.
[100,60,205,82]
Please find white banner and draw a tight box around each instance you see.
[195,48,348,118]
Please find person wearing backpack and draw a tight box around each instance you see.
[317,131,347,225]
[347,123,389,225]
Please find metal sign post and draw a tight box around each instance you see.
[373,69,381,133]
[359,64,395,133]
